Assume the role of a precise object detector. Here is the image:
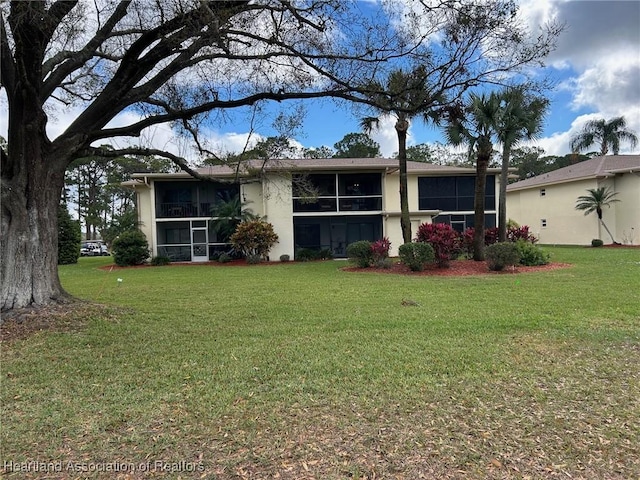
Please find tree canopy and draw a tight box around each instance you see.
[333,133,380,158]
[570,117,638,156]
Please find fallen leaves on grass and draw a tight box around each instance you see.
[0,303,126,342]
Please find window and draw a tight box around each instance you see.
[540,188,546,197]
[418,176,495,211]
[541,219,547,227]
[155,181,239,217]
[433,213,496,231]
[292,173,382,213]
[157,221,190,245]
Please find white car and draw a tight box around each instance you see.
[80,242,110,256]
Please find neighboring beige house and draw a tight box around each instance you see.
[126,158,503,261]
[506,155,640,245]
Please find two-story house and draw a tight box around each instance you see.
[506,155,640,245]
[126,158,502,261]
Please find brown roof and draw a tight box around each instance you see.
[194,158,482,175]
[132,158,492,179]
[506,155,640,192]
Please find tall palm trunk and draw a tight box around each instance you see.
[396,119,412,243]
[596,208,617,244]
[498,142,512,242]
[473,139,492,261]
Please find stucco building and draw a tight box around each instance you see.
[126,158,503,261]
[506,155,640,245]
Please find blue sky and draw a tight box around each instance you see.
[1,0,638,160]
[219,0,640,158]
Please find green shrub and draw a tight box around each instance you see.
[246,254,262,264]
[295,248,319,262]
[318,248,334,260]
[398,242,435,272]
[515,240,550,266]
[57,203,81,265]
[150,255,171,266]
[346,240,373,268]
[279,254,290,262]
[591,239,604,247]
[230,220,278,263]
[112,230,150,266]
[376,258,394,269]
[485,242,520,271]
[218,252,232,263]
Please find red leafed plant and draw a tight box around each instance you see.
[416,223,461,268]
[507,225,537,243]
[371,237,391,259]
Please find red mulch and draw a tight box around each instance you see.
[100,259,572,275]
[343,260,571,276]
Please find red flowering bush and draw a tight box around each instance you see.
[416,222,461,268]
[484,227,499,245]
[370,237,392,267]
[507,225,537,243]
[461,228,474,258]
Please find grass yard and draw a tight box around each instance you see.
[1,247,639,479]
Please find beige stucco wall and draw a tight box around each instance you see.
[506,178,628,245]
[259,174,294,260]
[382,172,436,255]
[134,182,155,254]
[613,173,640,244]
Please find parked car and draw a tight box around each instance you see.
[80,242,110,256]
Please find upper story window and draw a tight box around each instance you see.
[418,175,495,211]
[155,180,239,218]
[292,173,382,213]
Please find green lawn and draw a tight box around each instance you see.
[2,247,639,479]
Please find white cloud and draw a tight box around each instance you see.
[519,0,640,156]
[570,56,640,113]
[366,115,399,158]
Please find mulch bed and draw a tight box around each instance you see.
[343,260,571,276]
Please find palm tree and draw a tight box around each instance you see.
[361,67,442,244]
[570,116,638,156]
[496,87,549,242]
[444,92,502,261]
[210,196,260,242]
[575,187,621,244]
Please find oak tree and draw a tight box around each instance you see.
[0,0,424,312]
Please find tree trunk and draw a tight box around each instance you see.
[498,145,511,243]
[396,119,411,243]
[599,219,617,244]
[473,144,491,261]
[1,54,71,312]
[2,155,70,312]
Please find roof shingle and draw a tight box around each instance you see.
[506,155,640,191]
